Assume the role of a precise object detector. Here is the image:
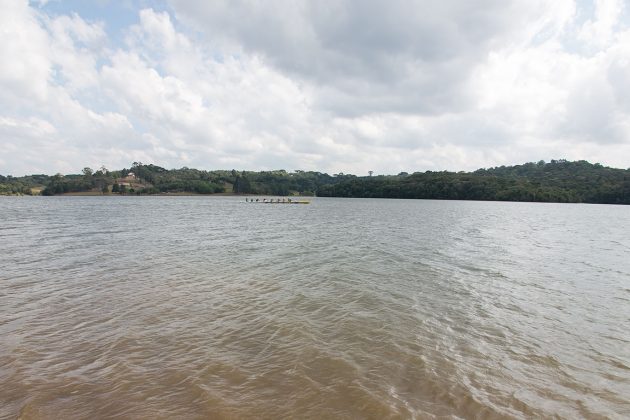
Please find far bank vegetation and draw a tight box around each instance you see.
[1,160,629,205]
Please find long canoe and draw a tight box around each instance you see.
[246,199,310,204]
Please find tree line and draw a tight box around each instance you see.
[2,160,629,204]
[317,160,630,204]
[24,162,347,196]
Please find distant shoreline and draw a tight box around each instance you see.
[58,191,239,196]
[56,192,313,197]
[3,160,629,204]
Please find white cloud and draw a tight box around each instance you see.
[47,13,107,92]
[579,0,624,47]
[0,0,139,174]
[0,0,629,175]
[0,0,51,105]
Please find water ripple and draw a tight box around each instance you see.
[1,196,629,419]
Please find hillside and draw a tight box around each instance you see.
[317,160,630,204]
[1,160,629,204]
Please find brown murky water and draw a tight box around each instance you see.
[1,196,629,419]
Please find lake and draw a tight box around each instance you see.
[1,196,629,419]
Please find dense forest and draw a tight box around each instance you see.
[0,162,346,197]
[1,160,629,204]
[318,160,630,204]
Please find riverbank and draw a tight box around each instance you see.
[57,191,312,197]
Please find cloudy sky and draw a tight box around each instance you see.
[1,0,630,175]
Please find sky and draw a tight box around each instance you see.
[1,0,630,176]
